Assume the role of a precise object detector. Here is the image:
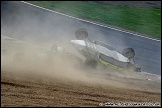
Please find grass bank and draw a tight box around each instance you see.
[27,1,161,39]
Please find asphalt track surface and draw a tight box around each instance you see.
[1,1,161,75]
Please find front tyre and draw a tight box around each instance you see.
[122,48,135,59]
[84,59,98,69]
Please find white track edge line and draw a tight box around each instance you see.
[20,1,161,42]
[1,35,47,49]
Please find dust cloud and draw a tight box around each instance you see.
[1,42,161,93]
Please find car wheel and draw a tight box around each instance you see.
[75,28,88,40]
[84,59,98,69]
[122,48,135,59]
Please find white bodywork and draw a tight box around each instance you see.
[71,40,129,63]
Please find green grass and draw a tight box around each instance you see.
[27,1,161,39]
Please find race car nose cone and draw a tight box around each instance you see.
[71,40,86,46]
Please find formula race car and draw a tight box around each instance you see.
[71,28,141,72]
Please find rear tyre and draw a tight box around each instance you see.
[75,28,88,40]
[84,59,98,69]
[122,48,135,59]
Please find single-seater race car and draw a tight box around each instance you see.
[71,28,141,72]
